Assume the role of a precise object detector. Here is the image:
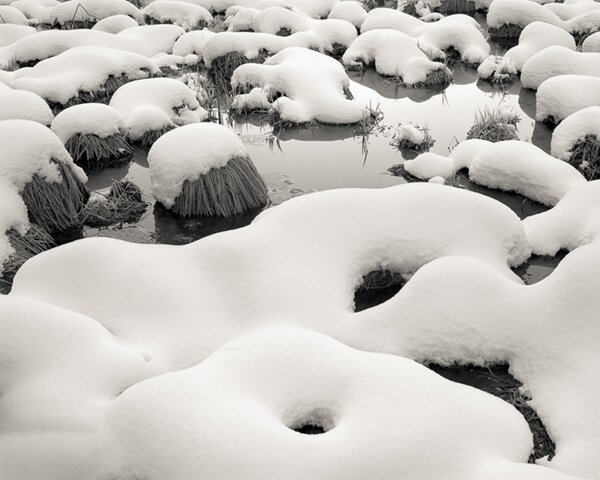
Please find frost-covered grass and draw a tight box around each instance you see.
[81,180,148,228]
[172,156,268,218]
[0,224,55,295]
[466,107,520,142]
[65,132,133,173]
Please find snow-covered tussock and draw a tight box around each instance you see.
[0,5,28,25]
[227,6,358,53]
[342,29,451,87]
[0,87,53,124]
[521,46,600,90]
[9,0,58,24]
[327,1,366,29]
[92,14,139,33]
[404,139,586,205]
[202,30,320,67]
[231,47,369,124]
[582,32,600,52]
[545,0,600,21]
[46,0,141,25]
[536,74,600,124]
[141,1,213,31]
[10,46,159,105]
[109,77,208,140]
[0,24,35,47]
[51,103,126,143]
[551,106,600,161]
[361,9,490,64]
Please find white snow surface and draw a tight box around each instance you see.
[231,47,369,124]
[550,106,600,161]
[92,14,139,33]
[487,0,563,28]
[148,122,248,206]
[404,139,586,205]
[142,1,213,31]
[536,74,600,123]
[0,5,28,24]
[172,29,215,56]
[0,182,29,270]
[51,103,126,143]
[109,77,208,140]
[582,32,600,52]
[46,0,141,25]
[545,0,600,21]
[9,0,58,24]
[10,46,159,105]
[0,24,35,47]
[521,46,600,90]
[327,1,366,28]
[0,87,53,125]
[342,29,450,84]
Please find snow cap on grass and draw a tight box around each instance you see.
[92,14,139,33]
[8,0,58,24]
[0,88,53,125]
[0,5,29,25]
[46,0,141,25]
[521,46,600,90]
[404,139,586,205]
[550,106,600,161]
[51,103,126,143]
[203,30,321,67]
[0,24,35,47]
[327,1,367,29]
[147,122,247,207]
[142,0,212,31]
[536,74,600,124]
[172,29,215,56]
[0,184,30,270]
[232,47,368,124]
[342,29,451,86]
[487,0,563,29]
[10,46,159,105]
[582,32,600,52]
[109,77,208,140]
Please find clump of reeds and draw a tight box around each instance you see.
[568,134,600,180]
[21,160,90,236]
[488,24,524,47]
[81,179,148,228]
[438,0,476,15]
[210,50,268,94]
[466,106,520,142]
[488,59,518,85]
[65,132,134,173]
[411,66,452,90]
[143,15,209,31]
[390,123,435,153]
[0,224,56,294]
[136,125,175,148]
[171,155,269,217]
[354,268,406,312]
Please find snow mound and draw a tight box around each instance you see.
[147,122,247,206]
[582,32,600,52]
[203,30,321,67]
[9,0,58,24]
[46,0,140,25]
[545,0,600,21]
[487,0,563,29]
[109,77,208,140]
[342,29,451,86]
[521,46,600,90]
[0,5,28,24]
[551,106,600,161]
[92,14,139,33]
[361,8,490,64]
[327,1,366,29]
[10,46,159,105]
[227,6,358,53]
[142,0,213,31]
[0,184,30,269]
[231,47,369,124]
[172,29,215,56]
[524,181,600,254]
[0,23,35,47]
[536,74,600,124]
[51,103,126,143]
[0,87,53,125]
[404,139,586,205]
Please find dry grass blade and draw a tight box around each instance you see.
[172,156,269,218]
[65,132,134,173]
[21,160,90,235]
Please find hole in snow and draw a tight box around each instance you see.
[354,269,407,312]
[285,408,336,435]
[428,363,555,463]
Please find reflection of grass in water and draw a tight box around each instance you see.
[466,106,520,142]
[430,363,556,463]
[1,225,56,294]
[569,134,600,180]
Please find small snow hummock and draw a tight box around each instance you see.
[0,87,54,125]
[10,45,160,106]
[231,47,370,124]
[0,24,36,47]
[109,77,209,142]
[521,46,600,90]
[46,0,141,26]
[172,29,215,57]
[92,14,139,33]
[0,5,29,25]
[327,1,367,29]
[404,139,586,205]
[536,74,600,125]
[342,29,451,88]
[50,103,126,143]
[582,32,600,52]
[141,1,213,31]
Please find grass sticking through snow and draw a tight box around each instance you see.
[65,132,134,173]
[136,125,175,148]
[438,0,476,15]
[390,123,435,153]
[466,106,520,142]
[569,134,600,180]
[210,50,268,95]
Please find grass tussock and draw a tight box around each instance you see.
[135,125,175,148]
[438,0,477,15]
[363,0,398,10]
[65,132,134,173]
[488,24,523,46]
[81,180,148,228]
[411,67,452,90]
[21,160,90,235]
[210,50,268,94]
[390,123,435,153]
[466,106,520,142]
[0,224,56,294]
[172,156,269,218]
[569,134,600,180]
